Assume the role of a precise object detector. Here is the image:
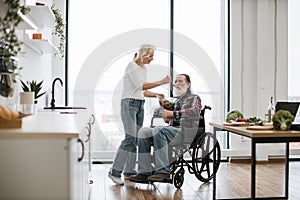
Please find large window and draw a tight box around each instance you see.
[288,0,300,150]
[69,0,225,159]
[173,0,224,128]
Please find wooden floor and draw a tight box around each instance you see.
[89,161,300,200]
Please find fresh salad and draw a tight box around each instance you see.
[160,99,174,110]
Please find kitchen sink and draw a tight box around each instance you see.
[44,106,86,110]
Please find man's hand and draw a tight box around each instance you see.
[163,117,172,124]
[162,109,173,118]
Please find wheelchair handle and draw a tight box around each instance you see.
[203,105,211,110]
[200,105,211,117]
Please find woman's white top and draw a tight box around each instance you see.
[121,61,146,100]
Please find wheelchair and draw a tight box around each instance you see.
[150,105,221,189]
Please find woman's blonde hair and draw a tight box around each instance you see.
[134,44,156,61]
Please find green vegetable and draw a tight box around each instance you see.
[247,116,262,124]
[272,110,295,131]
[226,110,244,122]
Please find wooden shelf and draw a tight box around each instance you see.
[19,4,58,56]
[24,5,55,30]
[24,35,59,55]
[17,4,61,56]
[17,10,38,30]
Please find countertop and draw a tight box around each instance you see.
[0,112,80,139]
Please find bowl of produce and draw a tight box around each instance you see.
[158,96,174,110]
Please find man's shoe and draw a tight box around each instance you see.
[148,172,172,183]
[124,172,137,180]
[124,175,134,180]
[128,174,150,183]
[124,171,137,178]
[108,174,124,185]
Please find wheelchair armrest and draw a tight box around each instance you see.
[150,115,171,127]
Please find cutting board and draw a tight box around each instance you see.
[0,117,22,128]
[223,122,250,126]
[246,125,274,130]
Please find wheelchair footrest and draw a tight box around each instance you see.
[148,173,172,183]
[149,178,172,184]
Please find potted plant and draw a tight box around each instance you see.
[20,80,46,104]
[51,4,65,58]
[0,0,28,98]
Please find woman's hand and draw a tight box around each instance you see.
[160,75,171,85]
[156,93,165,100]
[143,75,171,90]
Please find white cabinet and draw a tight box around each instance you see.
[0,112,93,200]
[76,113,95,199]
[0,138,79,199]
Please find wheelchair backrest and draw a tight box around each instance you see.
[198,105,211,129]
[182,105,211,145]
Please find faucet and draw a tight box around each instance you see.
[50,77,63,108]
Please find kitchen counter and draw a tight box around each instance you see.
[0,110,92,200]
[0,112,79,139]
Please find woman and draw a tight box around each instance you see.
[108,44,170,185]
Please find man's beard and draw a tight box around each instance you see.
[174,85,188,97]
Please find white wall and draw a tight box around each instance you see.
[17,0,66,109]
[230,0,288,160]
[51,0,66,107]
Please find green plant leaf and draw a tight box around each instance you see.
[20,80,29,92]
[36,91,46,99]
[36,80,43,89]
[30,81,36,92]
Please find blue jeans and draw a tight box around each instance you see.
[137,126,183,175]
[110,98,144,177]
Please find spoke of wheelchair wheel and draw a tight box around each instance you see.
[200,161,206,173]
[206,160,211,177]
[205,136,211,150]
[195,148,203,172]
[203,137,212,156]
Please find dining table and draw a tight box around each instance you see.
[210,122,300,200]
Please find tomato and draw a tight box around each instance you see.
[236,118,248,122]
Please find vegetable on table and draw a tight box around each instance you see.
[236,118,248,122]
[247,116,264,125]
[272,110,295,131]
[226,110,244,122]
[247,116,262,123]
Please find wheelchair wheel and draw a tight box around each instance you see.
[174,168,185,189]
[191,132,221,182]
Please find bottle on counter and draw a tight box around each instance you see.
[267,96,275,122]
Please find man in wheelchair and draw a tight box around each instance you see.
[129,74,202,183]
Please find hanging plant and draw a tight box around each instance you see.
[51,4,66,58]
[0,0,28,98]
[0,0,29,57]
